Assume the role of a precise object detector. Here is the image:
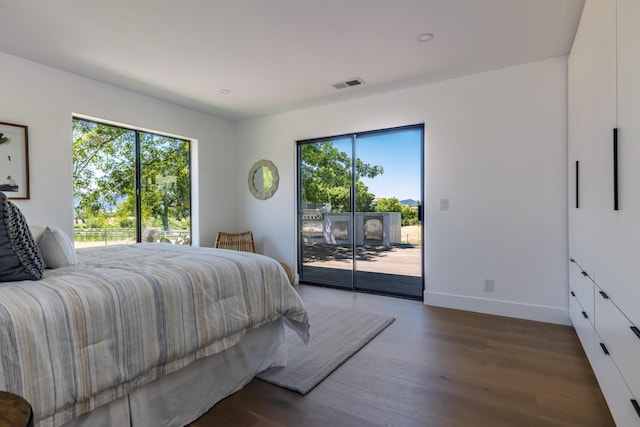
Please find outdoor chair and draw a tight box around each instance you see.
[214,231,294,285]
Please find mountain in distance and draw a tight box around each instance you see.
[400,199,418,207]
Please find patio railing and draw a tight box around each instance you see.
[74,228,190,246]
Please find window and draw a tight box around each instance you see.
[72,118,191,247]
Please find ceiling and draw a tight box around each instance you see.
[0,0,585,121]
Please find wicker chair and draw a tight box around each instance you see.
[214,231,294,285]
[214,231,256,253]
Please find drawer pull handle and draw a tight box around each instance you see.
[576,160,580,209]
[581,271,588,277]
[570,291,576,297]
[631,326,640,341]
[600,343,610,355]
[632,399,640,418]
[613,128,619,211]
[599,291,609,299]
[582,311,588,319]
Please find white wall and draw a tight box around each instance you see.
[235,56,569,324]
[1,49,569,324]
[0,52,236,247]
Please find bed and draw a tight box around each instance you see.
[0,243,310,427]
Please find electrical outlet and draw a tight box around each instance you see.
[483,278,494,292]
[440,198,449,210]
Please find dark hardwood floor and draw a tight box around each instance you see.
[190,285,615,427]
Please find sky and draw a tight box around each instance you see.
[354,128,422,201]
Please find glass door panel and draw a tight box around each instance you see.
[72,119,136,247]
[354,128,423,298]
[299,137,354,289]
[140,133,191,245]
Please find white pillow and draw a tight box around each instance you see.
[29,224,47,243]
[38,226,78,268]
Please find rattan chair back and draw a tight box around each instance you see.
[214,231,256,253]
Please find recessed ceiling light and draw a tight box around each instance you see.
[418,33,434,42]
[220,89,231,94]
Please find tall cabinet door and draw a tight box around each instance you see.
[616,0,640,327]
[568,29,587,271]
[568,44,582,264]
[571,0,618,283]
[586,0,619,295]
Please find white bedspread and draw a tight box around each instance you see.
[0,244,309,427]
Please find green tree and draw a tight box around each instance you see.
[301,142,383,212]
[375,197,418,224]
[401,204,418,224]
[374,197,403,213]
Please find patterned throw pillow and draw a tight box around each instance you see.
[0,192,44,281]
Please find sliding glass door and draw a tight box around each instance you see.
[297,124,423,299]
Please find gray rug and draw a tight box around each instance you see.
[257,305,395,395]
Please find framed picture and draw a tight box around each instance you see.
[0,121,30,199]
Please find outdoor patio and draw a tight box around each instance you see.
[301,242,422,298]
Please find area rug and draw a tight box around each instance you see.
[257,304,395,395]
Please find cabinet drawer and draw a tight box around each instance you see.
[570,288,595,367]
[594,330,640,426]
[595,290,640,398]
[569,260,595,320]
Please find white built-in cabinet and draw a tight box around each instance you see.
[616,0,640,329]
[568,0,640,425]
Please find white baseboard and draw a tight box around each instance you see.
[424,290,570,325]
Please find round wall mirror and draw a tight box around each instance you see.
[248,159,279,200]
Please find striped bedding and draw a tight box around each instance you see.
[0,244,309,427]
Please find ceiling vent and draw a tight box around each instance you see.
[332,78,365,90]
